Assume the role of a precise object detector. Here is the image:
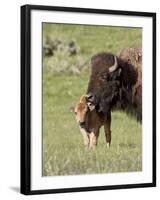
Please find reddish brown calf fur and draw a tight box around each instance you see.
[74,95,111,148]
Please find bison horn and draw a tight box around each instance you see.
[109,56,118,73]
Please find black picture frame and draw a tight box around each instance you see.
[21,4,156,195]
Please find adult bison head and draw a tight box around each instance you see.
[86,53,121,115]
[86,51,139,119]
[86,80,120,116]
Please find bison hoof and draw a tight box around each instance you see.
[106,143,110,148]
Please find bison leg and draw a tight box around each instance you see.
[89,131,100,148]
[80,128,89,147]
[104,114,111,147]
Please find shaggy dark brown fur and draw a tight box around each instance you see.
[119,48,142,121]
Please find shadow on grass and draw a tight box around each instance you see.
[119,143,136,148]
[9,186,19,193]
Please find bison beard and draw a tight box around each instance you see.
[86,52,142,122]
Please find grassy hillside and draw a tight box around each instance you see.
[42,23,142,176]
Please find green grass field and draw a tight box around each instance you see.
[42,23,142,176]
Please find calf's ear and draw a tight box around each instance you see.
[69,106,75,112]
[85,93,94,102]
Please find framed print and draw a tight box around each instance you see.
[20,4,156,195]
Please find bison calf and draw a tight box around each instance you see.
[74,95,111,148]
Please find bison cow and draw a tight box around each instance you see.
[86,48,142,122]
